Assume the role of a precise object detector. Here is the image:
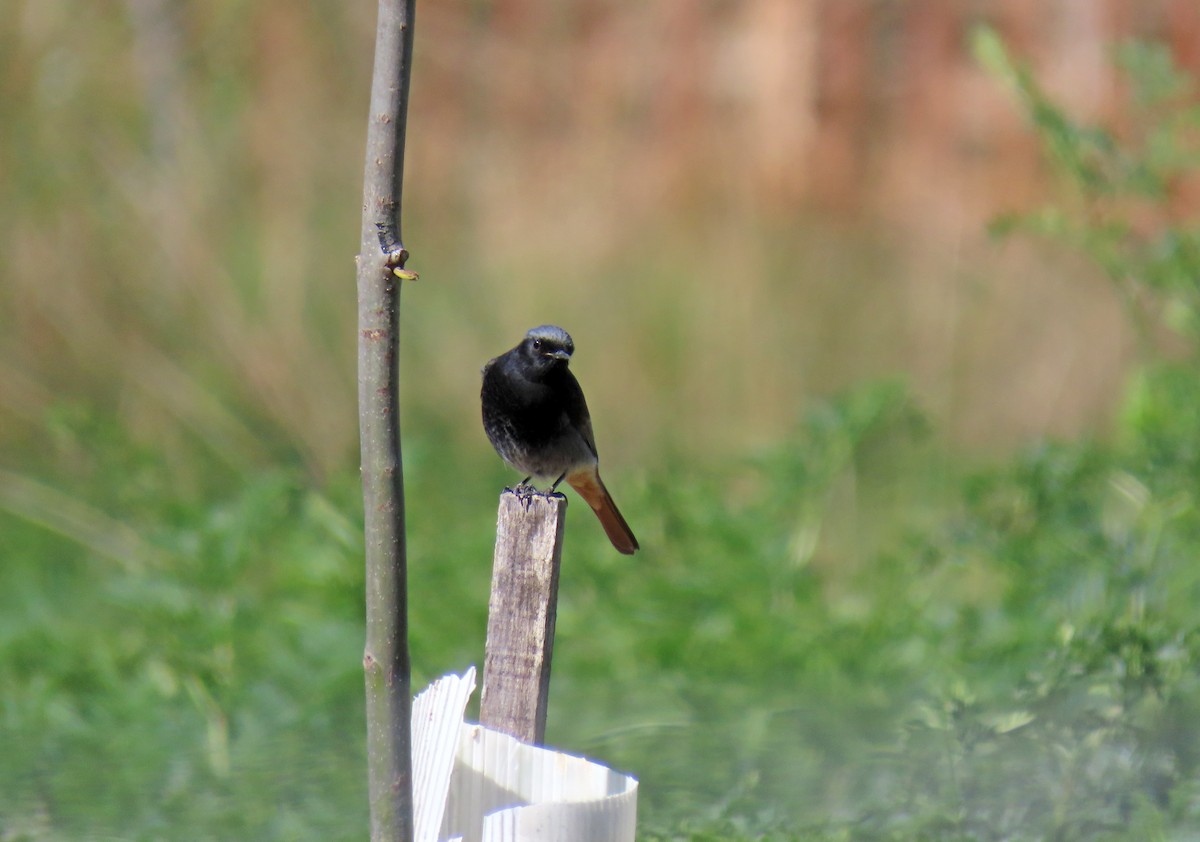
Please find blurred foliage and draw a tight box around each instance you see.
[5,21,1200,842]
[977,28,1200,353]
[6,360,1200,838]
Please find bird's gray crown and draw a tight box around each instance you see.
[525,325,574,357]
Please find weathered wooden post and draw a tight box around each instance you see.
[479,490,568,745]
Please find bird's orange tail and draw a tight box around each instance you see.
[566,467,639,555]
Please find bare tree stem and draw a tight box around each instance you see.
[356,0,417,839]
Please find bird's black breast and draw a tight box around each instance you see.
[481,352,592,476]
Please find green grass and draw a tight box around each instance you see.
[4,372,1200,840]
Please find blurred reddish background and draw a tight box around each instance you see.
[4,0,1199,477]
[407,0,1200,253]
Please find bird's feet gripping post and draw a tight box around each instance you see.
[505,478,537,509]
[504,477,566,509]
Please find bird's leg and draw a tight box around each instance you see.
[508,477,538,502]
[549,472,567,496]
[505,476,532,491]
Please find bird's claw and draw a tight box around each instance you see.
[503,482,536,511]
[503,482,564,509]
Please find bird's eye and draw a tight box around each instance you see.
[532,338,542,350]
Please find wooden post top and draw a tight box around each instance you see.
[479,489,568,745]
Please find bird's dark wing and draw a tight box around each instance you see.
[562,370,598,458]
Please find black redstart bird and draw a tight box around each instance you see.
[481,325,639,555]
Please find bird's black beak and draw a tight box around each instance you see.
[548,350,571,361]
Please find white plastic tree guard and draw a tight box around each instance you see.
[411,668,638,842]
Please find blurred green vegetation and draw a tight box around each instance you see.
[3,9,1200,842]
